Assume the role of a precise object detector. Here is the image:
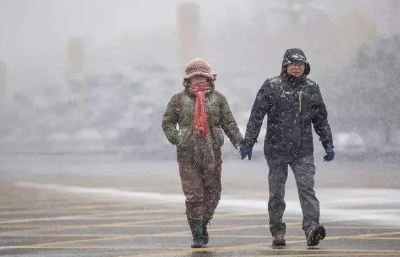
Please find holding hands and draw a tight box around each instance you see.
[239,142,252,160]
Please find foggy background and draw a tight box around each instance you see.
[0,0,399,158]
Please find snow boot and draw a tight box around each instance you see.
[202,217,211,245]
[188,218,205,248]
[272,233,286,247]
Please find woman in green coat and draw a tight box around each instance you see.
[162,58,243,248]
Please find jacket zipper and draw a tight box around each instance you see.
[298,91,303,114]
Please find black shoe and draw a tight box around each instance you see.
[188,218,205,248]
[306,225,326,247]
[202,218,210,245]
[272,234,286,247]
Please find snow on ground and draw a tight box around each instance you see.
[15,181,400,227]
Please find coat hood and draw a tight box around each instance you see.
[281,48,311,76]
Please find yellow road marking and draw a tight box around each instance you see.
[115,246,400,257]
[6,219,288,248]
[9,244,400,254]
[324,225,400,230]
[10,225,399,249]
[0,233,305,239]
[0,202,140,215]
[2,233,400,240]
[0,211,185,235]
[0,224,189,229]
[0,207,183,217]
[352,231,400,239]
[0,213,183,235]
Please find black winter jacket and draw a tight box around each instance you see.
[243,75,333,158]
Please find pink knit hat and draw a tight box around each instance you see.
[184,58,217,81]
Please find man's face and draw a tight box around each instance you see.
[286,61,305,77]
[189,75,208,84]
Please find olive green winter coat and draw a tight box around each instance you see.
[162,84,243,156]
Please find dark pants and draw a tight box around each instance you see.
[178,148,222,220]
[267,154,320,236]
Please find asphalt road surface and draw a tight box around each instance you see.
[0,153,399,257]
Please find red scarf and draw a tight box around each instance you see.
[190,82,211,137]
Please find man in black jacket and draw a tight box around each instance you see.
[240,48,335,247]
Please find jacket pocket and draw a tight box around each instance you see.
[177,126,192,148]
[212,127,224,148]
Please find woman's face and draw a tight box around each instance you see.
[189,75,208,84]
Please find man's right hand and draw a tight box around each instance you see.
[240,145,252,160]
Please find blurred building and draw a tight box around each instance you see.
[0,60,6,101]
[66,37,86,75]
[177,2,202,70]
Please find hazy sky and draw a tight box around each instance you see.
[0,0,251,93]
[0,0,397,94]
[1,0,392,59]
[0,0,249,54]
